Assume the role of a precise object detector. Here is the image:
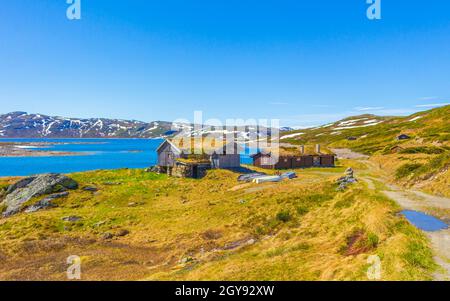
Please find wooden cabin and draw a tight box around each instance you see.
[156,138,241,178]
[251,144,335,169]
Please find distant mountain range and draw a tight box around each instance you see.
[0,112,283,139]
[0,112,173,138]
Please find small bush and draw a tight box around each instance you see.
[276,211,291,223]
[255,226,265,236]
[425,152,450,171]
[410,152,450,180]
[290,242,311,252]
[367,233,379,248]
[399,147,445,155]
[296,206,309,216]
[395,163,422,179]
[202,230,223,240]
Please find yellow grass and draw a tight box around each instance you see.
[0,168,436,280]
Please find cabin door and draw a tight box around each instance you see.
[192,166,199,178]
[313,156,321,167]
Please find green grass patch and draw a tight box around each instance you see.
[395,163,423,179]
[276,211,292,223]
[399,146,446,155]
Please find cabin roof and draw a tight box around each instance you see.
[156,139,182,153]
[252,145,335,157]
[176,155,212,165]
[157,138,242,155]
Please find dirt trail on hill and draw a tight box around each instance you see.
[333,148,450,280]
[381,186,450,280]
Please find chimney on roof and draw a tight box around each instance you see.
[316,144,321,154]
[222,127,227,155]
[300,145,305,155]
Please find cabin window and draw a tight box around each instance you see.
[296,158,301,161]
[261,157,271,165]
[284,159,288,163]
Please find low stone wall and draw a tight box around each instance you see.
[172,164,192,178]
[171,163,210,179]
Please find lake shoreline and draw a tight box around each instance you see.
[0,138,163,177]
[0,141,90,158]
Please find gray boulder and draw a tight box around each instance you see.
[6,177,35,195]
[24,192,69,213]
[1,174,78,217]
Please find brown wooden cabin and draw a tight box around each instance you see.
[251,145,335,169]
[156,138,242,178]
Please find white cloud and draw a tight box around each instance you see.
[415,103,449,108]
[354,106,385,111]
[419,96,439,101]
[312,104,334,108]
[268,102,289,105]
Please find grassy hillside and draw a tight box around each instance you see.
[0,168,436,280]
[283,106,449,154]
[282,105,450,196]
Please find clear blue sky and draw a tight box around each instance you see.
[1,0,449,127]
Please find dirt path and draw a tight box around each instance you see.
[333,148,450,280]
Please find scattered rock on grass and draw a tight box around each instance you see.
[247,239,256,245]
[115,229,130,237]
[103,182,122,186]
[146,166,163,173]
[82,186,98,192]
[102,232,114,240]
[179,257,195,264]
[93,220,107,227]
[62,216,82,222]
[101,229,129,240]
[24,192,69,213]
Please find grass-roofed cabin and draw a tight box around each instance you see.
[251,144,335,169]
[156,138,241,178]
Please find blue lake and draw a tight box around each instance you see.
[402,210,448,232]
[0,139,254,177]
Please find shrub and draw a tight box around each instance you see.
[296,206,309,216]
[395,163,422,179]
[399,147,445,155]
[276,211,291,223]
[367,233,380,248]
[202,230,223,240]
[412,152,450,180]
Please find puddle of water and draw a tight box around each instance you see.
[401,210,448,232]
